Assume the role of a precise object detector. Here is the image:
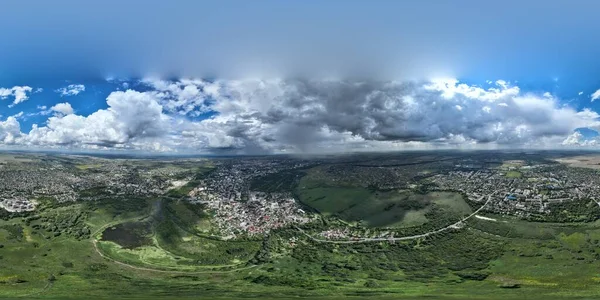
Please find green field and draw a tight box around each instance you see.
[250,169,307,193]
[296,171,472,228]
[2,196,600,299]
[163,200,215,234]
[92,199,261,271]
[505,171,522,178]
[0,197,269,299]
[3,167,600,299]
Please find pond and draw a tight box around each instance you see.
[101,221,153,249]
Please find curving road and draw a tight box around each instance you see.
[92,238,258,274]
[296,192,496,244]
[92,191,496,271]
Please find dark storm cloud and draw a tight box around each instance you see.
[191,79,596,153]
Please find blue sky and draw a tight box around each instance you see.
[2,0,600,153]
[2,0,600,82]
[2,79,155,132]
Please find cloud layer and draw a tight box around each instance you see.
[0,78,598,154]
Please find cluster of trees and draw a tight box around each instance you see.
[252,227,505,287]
[164,201,209,234]
[412,182,441,194]
[250,170,305,193]
[251,234,280,264]
[26,212,90,240]
[85,197,151,216]
[156,217,260,265]
[528,199,600,223]
[251,274,317,289]
[35,197,73,211]
[299,201,462,235]
[0,224,23,241]
[0,209,29,221]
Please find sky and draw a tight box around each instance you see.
[2,0,600,154]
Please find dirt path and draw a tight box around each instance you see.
[17,281,53,298]
[91,198,258,274]
[92,239,258,274]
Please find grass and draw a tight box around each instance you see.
[297,186,372,216]
[0,198,267,299]
[430,191,473,213]
[505,171,523,178]
[297,172,472,228]
[398,210,429,227]
[75,164,102,170]
[96,241,202,270]
[2,212,600,299]
[91,198,261,271]
[164,200,214,234]
[155,216,261,265]
[250,169,306,193]
[6,183,600,298]
[499,160,525,170]
[465,215,600,294]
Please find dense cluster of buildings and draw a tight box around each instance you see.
[5,152,600,241]
[0,161,79,203]
[188,160,313,237]
[199,192,309,238]
[0,198,36,212]
[0,155,190,213]
[430,161,600,217]
[318,228,400,241]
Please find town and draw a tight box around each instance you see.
[431,160,600,217]
[2,152,600,242]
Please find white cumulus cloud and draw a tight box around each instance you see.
[50,102,74,115]
[561,131,599,147]
[0,86,34,107]
[55,84,85,97]
[0,117,22,144]
[592,89,600,102]
[27,90,169,149]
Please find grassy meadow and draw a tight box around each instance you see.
[2,167,600,299]
[296,169,472,228]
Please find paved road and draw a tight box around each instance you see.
[296,192,496,244]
